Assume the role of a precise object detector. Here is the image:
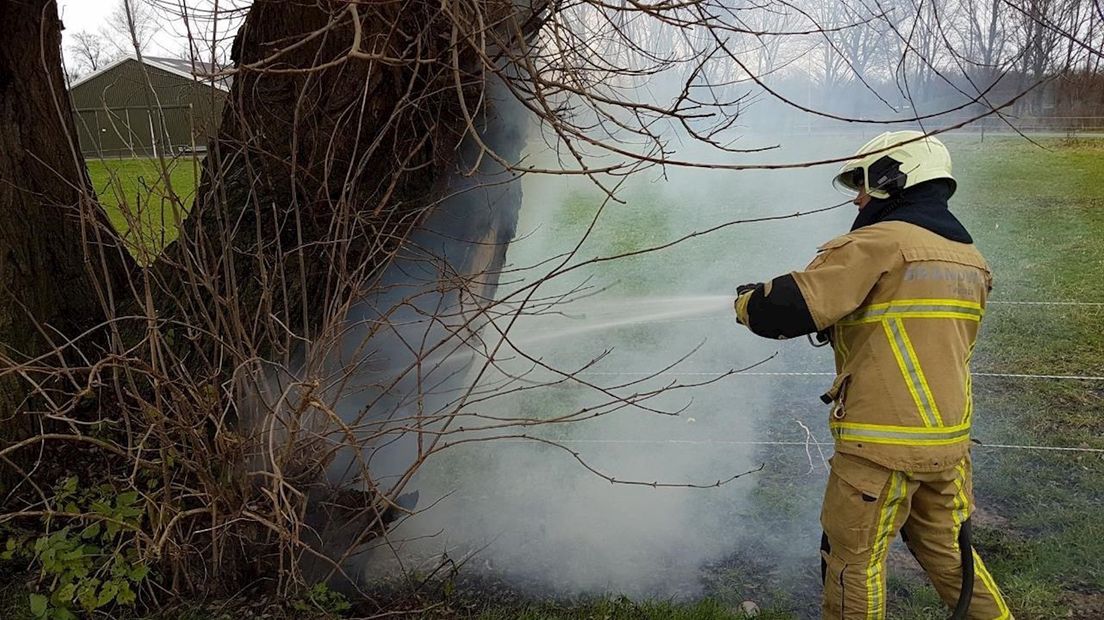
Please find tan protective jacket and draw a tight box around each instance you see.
[792,221,991,472]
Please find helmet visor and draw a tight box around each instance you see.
[833,166,864,195]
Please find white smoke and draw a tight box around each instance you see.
[357,124,863,598]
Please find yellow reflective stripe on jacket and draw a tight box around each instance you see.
[882,318,943,427]
[964,341,977,427]
[830,421,971,446]
[839,298,984,325]
[834,323,850,364]
[896,318,944,426]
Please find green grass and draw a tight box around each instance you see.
[0,566,31,620]
[86,156,199,260]
[486,136,1104,619]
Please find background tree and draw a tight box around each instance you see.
[961,0,1011,87]
[66,30,117,79]
[100,0,160,57]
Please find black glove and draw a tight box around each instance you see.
[736,282,760,296]
[734,283,762,327]
[810,329,832,347]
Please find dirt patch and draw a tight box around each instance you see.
[1066,591,1104,619]
[970,505,1011,529]
[886,546,927,580]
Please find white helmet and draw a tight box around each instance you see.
[833,130,955,199]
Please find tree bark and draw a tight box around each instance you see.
[0,1,130,447]
[149,0,483,373]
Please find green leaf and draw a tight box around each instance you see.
[52,607,77,620]
[62,477,78,494]
[96,581,119,608]
[61,548,86,562]
[128,564,150,581]
[116,582,136,605]
[77,580,100,611]
[0,538,21,561]
[55,582,77,602]
[80,523,101,540]
[116,491,139,507]
[29,593,48,617]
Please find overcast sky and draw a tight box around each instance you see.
[58,0,116,35]
[58,0,243,66]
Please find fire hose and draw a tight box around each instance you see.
[950,517,975,620]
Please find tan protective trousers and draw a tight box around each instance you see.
[820,452,1013,620]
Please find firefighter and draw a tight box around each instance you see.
[733,131,1012,619]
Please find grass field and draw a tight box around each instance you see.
[455,135,1104,619]
[86,156,199,259]
[928,137,1104,619]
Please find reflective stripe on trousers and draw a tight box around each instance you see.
[821,454,1014,619]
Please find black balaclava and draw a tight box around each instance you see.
[850,179,972,244]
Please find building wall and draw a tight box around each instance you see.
[70,59,224,158]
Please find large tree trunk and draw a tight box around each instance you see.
[1,0,530,594]
[148,0,495,379]
[159,2,529,583]
[0,1,131,476]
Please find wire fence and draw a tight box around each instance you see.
[578,370,1104,381]
[529,438,1104,455]
[537,297,1104,456]
[787,116,1104,135]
